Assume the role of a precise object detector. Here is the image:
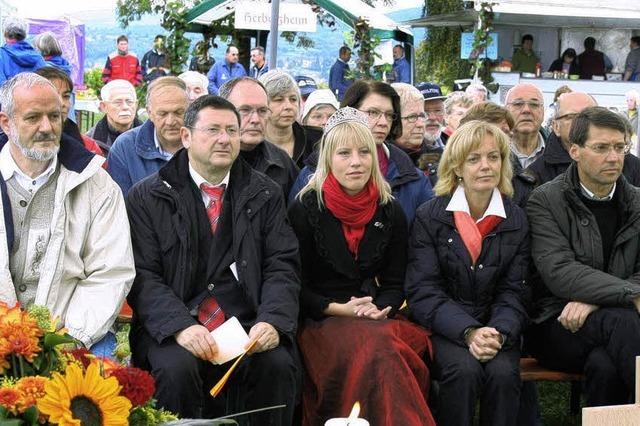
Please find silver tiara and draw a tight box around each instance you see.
[324,106,370,134]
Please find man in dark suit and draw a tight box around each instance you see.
[126,95,301,423]
[329,46,353,101]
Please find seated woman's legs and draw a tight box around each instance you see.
[480,346,521,426]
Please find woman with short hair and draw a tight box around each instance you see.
[405,120,530,426]
[33,31,72,75]
[289,107,435,426]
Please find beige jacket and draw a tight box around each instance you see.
[0,154,135,347]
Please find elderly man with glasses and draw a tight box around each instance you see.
[526,106,640,408]
[527,91,640,187]
[87,79,142,154]
[505,83,547,169]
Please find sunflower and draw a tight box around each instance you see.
[37,363,131,426]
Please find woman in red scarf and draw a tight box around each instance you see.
[405,121,531,426]
[288,107,435,426]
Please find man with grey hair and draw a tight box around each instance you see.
[107,76,188,195]
[178,71,209,104]
[0,73,134,354]
[528,91,640,187]
[86,79,142,154]
[219,76,299,197]
[0,17,46,85]
[505,83,546,169]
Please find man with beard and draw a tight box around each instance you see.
[0,73,134,353]
[107,76,188,195]
[505,83,546,169]
[101,35,142,87]
[87,79,142,154]
[416,82,448,146]
[219,77,299,197]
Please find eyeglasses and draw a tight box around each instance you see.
[556,112,579,121]
[188,125,239,138]
[508,100,543,111]
[237,106,271,118]
[107,99,136,107]
[361,108,397,122]
[402,112,428,123]
[583,142,630,155]
[425,108,445,116]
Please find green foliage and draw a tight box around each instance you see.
[417,0,472,90]
[83,68,104,98]
[471,2,497,92]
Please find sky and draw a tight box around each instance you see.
[9,0,423,20]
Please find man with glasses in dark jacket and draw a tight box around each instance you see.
[126,95,301,423]
[527,107,640,407]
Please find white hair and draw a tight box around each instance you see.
[0,73,55,117]
[178,71,208,90]
[100,79,137,101]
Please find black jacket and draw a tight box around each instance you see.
[548,58,580,75]
[406,195,531,348]
[288,191,408,320]
[291,121,323,169]
[527,163,640,323]
[527,132,640,187]
[240,140,299,199]
[126,149,300,350]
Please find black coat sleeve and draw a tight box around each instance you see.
[374,201,408,315]
[125,184,198,344]
[287,199,333,320]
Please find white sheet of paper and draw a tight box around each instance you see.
[210,316,250,365]
[229,262,239,281]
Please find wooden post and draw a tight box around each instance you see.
[583,356,640,425]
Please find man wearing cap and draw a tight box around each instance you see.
[392,45,411,84]
[219,77,299,197]
[300,89,339,129]
[329,46,353,102]
[416,82,449,147]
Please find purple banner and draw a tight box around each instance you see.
[26,18,85,86]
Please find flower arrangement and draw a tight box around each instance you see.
[0,302,177,425]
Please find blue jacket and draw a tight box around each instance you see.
[45,55,72,75]
[107,120,170,196]
[393,57,411,83]
[0,41,46,85]
[328,59,352,101]
[288,142,433,224]
[405,195,531,348]
[207,60,247,95]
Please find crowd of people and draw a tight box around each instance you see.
[4,15,640,426]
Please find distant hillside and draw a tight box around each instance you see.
[82,7,425,85]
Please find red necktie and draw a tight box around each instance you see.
[200,183,225,234]
[197,183,227,331]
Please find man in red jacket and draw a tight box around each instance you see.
[102,35,142,87]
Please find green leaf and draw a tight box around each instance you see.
[0,420,23,426]
[43,333,76,350]
[21,406,38,426]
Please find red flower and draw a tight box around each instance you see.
[108,366,156,407]
[65,348,92,369]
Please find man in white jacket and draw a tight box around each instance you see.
[0,73,134,354]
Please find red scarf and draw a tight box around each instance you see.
[376,144,389,178]
[453,211,503,265]
[323,172,379,257]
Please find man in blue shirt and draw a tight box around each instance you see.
[329,46,353,101]
[392,45,411,83]
[207,45,247,95]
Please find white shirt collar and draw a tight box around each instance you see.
[188,162,230,206]
[510,133,545,169]
[153,130,174,161]
[446,185,506,222]
[580,182,616,201]
[0,142,58,193]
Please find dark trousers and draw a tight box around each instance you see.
[431,334,521,426]
[527,307,640,406]
[142,338,300,425]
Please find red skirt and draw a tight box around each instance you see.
[298,316,435,426]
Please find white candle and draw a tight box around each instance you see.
[324,418,370,426]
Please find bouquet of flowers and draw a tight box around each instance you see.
[0,302,177,425]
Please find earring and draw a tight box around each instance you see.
[456,176,463,182]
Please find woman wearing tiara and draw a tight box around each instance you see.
[288,107,435,426]
[405,121,530,426]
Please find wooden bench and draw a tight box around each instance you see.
[520,357,583,416]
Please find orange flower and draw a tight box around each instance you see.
[1,323,41,362]
[0,386,22,415]
[15,376,48,411]
[0,303,23,328]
